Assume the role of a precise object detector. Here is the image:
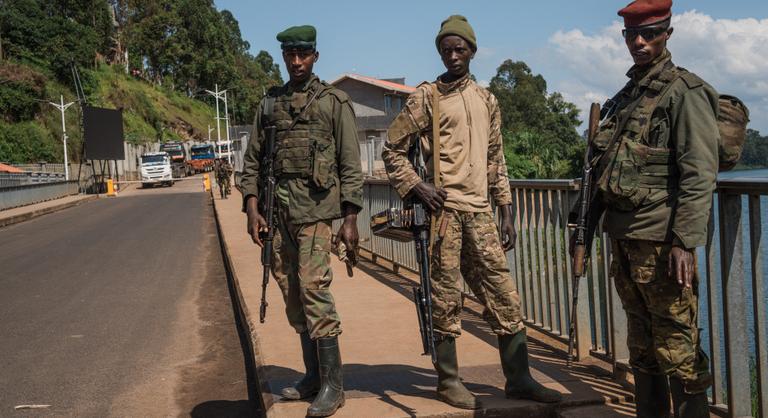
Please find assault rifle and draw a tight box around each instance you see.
[567,102,603,367]
[410,143,438,364]
[258,125,278,323]
[369,142,438,363]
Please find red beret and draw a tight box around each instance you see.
[618,0,672,27]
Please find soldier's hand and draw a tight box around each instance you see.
[669,246,695,289]
[334,213,359,259]
[499,205,517,252]
[412,182,448,212]
[245,198,268,247]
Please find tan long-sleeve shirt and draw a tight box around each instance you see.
[382,75,512,212]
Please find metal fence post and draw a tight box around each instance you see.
[718,193,752,418]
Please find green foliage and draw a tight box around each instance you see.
[737,129,768,169]
[489,60,585,179]
[0,0,283,162]
[0,121,58,163]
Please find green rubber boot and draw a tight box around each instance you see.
[633,368,671,418]
[306,336,345,417]
[281,332,320,400]
[434,336,482,410]
[670,376,710,418]
[498,331,562,403]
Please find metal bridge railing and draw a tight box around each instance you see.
[355,177,767,418]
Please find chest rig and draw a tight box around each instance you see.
[264,82,336,189]
[594,62,683,211]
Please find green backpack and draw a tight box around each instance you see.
[717,94,750,171]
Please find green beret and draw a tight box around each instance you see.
[435,15,477,52]
[276,25,317,50]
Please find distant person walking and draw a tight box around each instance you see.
[382,15,561,410]
[240,25,363,417]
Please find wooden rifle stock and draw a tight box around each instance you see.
[567,102,602,367]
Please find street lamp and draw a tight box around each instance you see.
[48,95,76,180]
[204,84,227,162]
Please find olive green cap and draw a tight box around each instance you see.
[435,15,477,52]
[276,25,317,50]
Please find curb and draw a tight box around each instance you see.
[0,195,99,229]
[210,194,273,418]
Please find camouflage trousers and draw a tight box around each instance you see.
[271,204,341,340]
[431,209,524,338]
[611,239,712,394]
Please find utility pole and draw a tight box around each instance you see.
[223,90,232,164]
[48,95,76,180]
[204,84,227,160]
[207,124,214,142]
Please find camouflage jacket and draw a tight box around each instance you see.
[594,50,720,249]
[240,75,363,224]
[382,75,512,212]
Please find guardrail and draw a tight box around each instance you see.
[356,177,767,418]
[0,181,81,210]
[0,172,66,188]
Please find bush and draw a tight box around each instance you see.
[0,121,58,164]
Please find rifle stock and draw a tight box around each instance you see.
[259,126,277,323]
[567,102,602,367]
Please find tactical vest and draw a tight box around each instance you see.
[594,63,683,211]
[265,82,337,190]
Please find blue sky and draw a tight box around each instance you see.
[217,1,768,132]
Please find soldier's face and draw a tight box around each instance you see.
[283,48,319,83]
[439,36,474,78]
[624,24,672,66]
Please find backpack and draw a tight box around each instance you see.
[717,95,750,171]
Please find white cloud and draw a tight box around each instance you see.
[476,46,495,60]
[548,11,768,132]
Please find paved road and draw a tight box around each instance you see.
[0,179,255,417]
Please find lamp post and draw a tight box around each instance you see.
[48,95,76,180]
[204,84,228,161]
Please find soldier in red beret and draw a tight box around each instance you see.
[571,1,719,417]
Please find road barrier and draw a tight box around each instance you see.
[0,181,80,210]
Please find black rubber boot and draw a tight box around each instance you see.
[670,376,710,418]
[434,336,482,410]
[306,336,345,417]
[498,331,562,403]
[281,332,320,400]
[633,368,671,418]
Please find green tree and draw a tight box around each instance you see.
[489,60,584,179]
[740,129,768,169]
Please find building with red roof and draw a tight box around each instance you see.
[331,74,416,177]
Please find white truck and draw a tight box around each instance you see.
[140,152,173,188]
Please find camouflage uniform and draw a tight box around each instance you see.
[591,50,719,394]
[433,210,524,337]
[240,75,363,340]
[382,74,523,338]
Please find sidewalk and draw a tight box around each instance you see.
[212,192,635,418]
[0,194,98,228]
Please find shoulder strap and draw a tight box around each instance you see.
[596,67,684,165]
[431,84,441,188]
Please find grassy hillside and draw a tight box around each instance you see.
[0,60,217,164]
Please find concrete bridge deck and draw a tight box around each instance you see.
[212,190,636,418]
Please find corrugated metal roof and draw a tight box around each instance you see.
[331,73,416,94]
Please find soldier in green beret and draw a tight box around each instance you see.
[571,1,718,417]
[240,25,363,417]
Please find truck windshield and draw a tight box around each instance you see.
[141,155,167,164]
[191,146,214,157]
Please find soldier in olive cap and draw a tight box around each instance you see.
[383,15,562,410]
[241,25,363,417]
[570,1,718,417]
